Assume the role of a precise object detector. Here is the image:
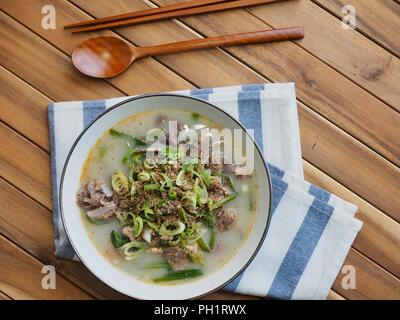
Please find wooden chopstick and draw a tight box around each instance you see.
[64,0,233,29]
[71,0,289,33]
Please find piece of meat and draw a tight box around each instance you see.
[86,202,116,221]
[163,246,188,269]
[122,226,136,242]
[215,208,238,232]
[76,180,113,209]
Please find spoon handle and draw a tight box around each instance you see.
[135,28,304,58]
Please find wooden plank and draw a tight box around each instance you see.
[333,249,400,300]
[69,0,400,166]
[0,12,122,101]
[245,0,400,110]
[303,160,400,279]
[326,290,345,300]
[0,291,11,300]
[0,122,52,209]
[314,0,400,57]
[298,104,400,222]
[0,67,51,151]
[0,234,93,300]
[0,177,130,299]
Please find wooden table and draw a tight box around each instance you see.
[0,0,399,300]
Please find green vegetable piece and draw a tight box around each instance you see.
[120,241,146,261]
[194,178,208,205]
[160,173,172,191]
[111,169,129,195]
[182,191,197,213]
[188,251,204,266]
[144,184,160,191]
[144,262,172,271]
[192,112,200,120]
[175,169,187,187]
[145,220,159,231]
[110,230,130,248]
[199,210,215,228]
[241,183,249,193]
[138,171,151,181]
[200,169,213,186]
[209,229,216,250]
[168,188,177,200]
[110,129,147,146]
[145,128,165,144]
[159,220,185,236]
[144,159,156,169]
[197,236,211,253]
[133,216,144,237]
[209,193,237,210]
[86,214,114,225]
[153,269,203,282]
[142,201,155,220]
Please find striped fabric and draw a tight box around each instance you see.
[48,83,362,299]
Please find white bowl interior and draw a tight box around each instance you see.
[61,95,271,300]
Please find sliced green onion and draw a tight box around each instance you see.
[192,112,200,120]
[120,241,146,261]
[138,171,151,181]
[168,188,177,200]
[142,201,155,220]
[133,216,144,237]
[153,269,203,282]
[110,230,130,248]
[188,251,204,266]
[159,220,185,236]
[175,169,187,187]
[194,178,208,205]
[145,220,159,231]
[160,173,172,191]
[144,184,160,191]
[144,159,156,169]
[209,193,237,210]
[111,169,129,195]
[209,229,216,250]
[197,236,211,253]
[182,191,197,213]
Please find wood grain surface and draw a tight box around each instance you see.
[0,0,399,300]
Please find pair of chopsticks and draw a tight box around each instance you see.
[65,0,289,33]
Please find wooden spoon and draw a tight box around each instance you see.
[72,28,304,78]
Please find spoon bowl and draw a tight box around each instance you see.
[72,36,133,78]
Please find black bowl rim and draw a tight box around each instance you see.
[59,93,273,300]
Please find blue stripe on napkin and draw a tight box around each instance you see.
[308,185,331,203]
[242,84,265,91]
[190,88,213,101]
[267,199,334,299]
[238,91,263,150]
[83,100,106,127]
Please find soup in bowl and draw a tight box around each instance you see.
[60,94,271,299]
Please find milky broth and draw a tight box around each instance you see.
[80,109,259,284]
